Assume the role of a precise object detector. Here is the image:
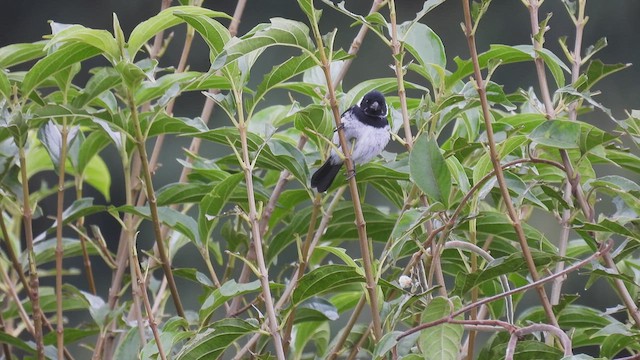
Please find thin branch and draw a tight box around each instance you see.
[131,237,167,360]
[398,241,611,340]
[460,0,559,328]
[282,194,323,354]
[388,0,414,148]
[506,323,573,358]
[0,313,13,360]
[524,0,640,326]
[309,11,383,341]
[128,91,186,318]
[234,84,286,359]
[326,295,368,360]
[55,117,70,360]
[18,146,44,359]
[552,0,587,304]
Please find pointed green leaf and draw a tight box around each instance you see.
[410,134,451,206]
[173,11,231,59]
[46,24,120,61]
[117,205,199,243]
[529,119,581,149]
[212,18,315,70]
[72,67,121,108]
[22,42,102,96]
[128,6,231,57]
[0,41,46,68]
[582,60,630,90]
[400,22,445,68]
[0,69,11,100]
[177,318,259,360]
[419,297,463,360]
[293,265,365,304]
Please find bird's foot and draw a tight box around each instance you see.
[334,123,345,132]
[345,169,356,181]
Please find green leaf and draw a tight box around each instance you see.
[453,250,558,296]
[46,24,120,61]
[198,172,244,243]
[72,67,121,108]
[410,134,451,206]
[199,280,262,323]
[529,119,581,149]
[293,265,365,304]
[535,48,569,88]
[213,18,315,70]
[254,51,335,104]
[128,6,231,57]
[582,60,630,90]
[175,318,259,360]
[0,331,37,354]
[146,113,208,138]
[134,71,200,105]
[22,42,102,96]
[157,183,211,205]
[472,135,528,185]
[419,297,463,360]
[117,205,200,243]
[0,69,11,100]
[292,321,330,359]
[0,41,46,68]
[173,11,231,59]
[50,198,107,230]
[294,297,339,323]
[82,153,111,201]
[37,121,64,171]
[76,131,111,177]
[400,22,446,68]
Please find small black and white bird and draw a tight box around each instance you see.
[310,90,390,192]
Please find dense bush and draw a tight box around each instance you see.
[1,0,639,359]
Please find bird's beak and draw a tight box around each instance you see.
[371,101,379,111]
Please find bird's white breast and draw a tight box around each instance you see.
[331,111,390,165]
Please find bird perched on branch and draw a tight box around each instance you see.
[311,90,390,192]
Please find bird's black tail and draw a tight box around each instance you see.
[311,160,342,192]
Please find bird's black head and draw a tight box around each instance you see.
[359,90,387,117]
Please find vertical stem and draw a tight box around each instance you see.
[0,313,13,360]
[282,194,322,354]
[131,239,167,360]
[388,0,414,148]
[460,0,559,328]
[551,0,585,305]
[128,92,186,318]
[55,120,69,360]
[18,146,44,360]
[309,18,383,341]
[234,87,286,360]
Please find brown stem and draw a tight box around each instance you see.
[73,158,97,295]
[128,91,186,318]
[0,313,13,360]
[131,238,167,360]
[388,0,414,148]
[55,121,69,360]
[312,19,383,342]
[398,241,611,340]
[506,323,573,358]
[235,90,286,359]
[525,0,640,326]
[461,0,558,328]
[326,295,367,360]
[282,194,322,354]
[18,146,44,359]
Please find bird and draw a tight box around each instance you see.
[310,90,390,192]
